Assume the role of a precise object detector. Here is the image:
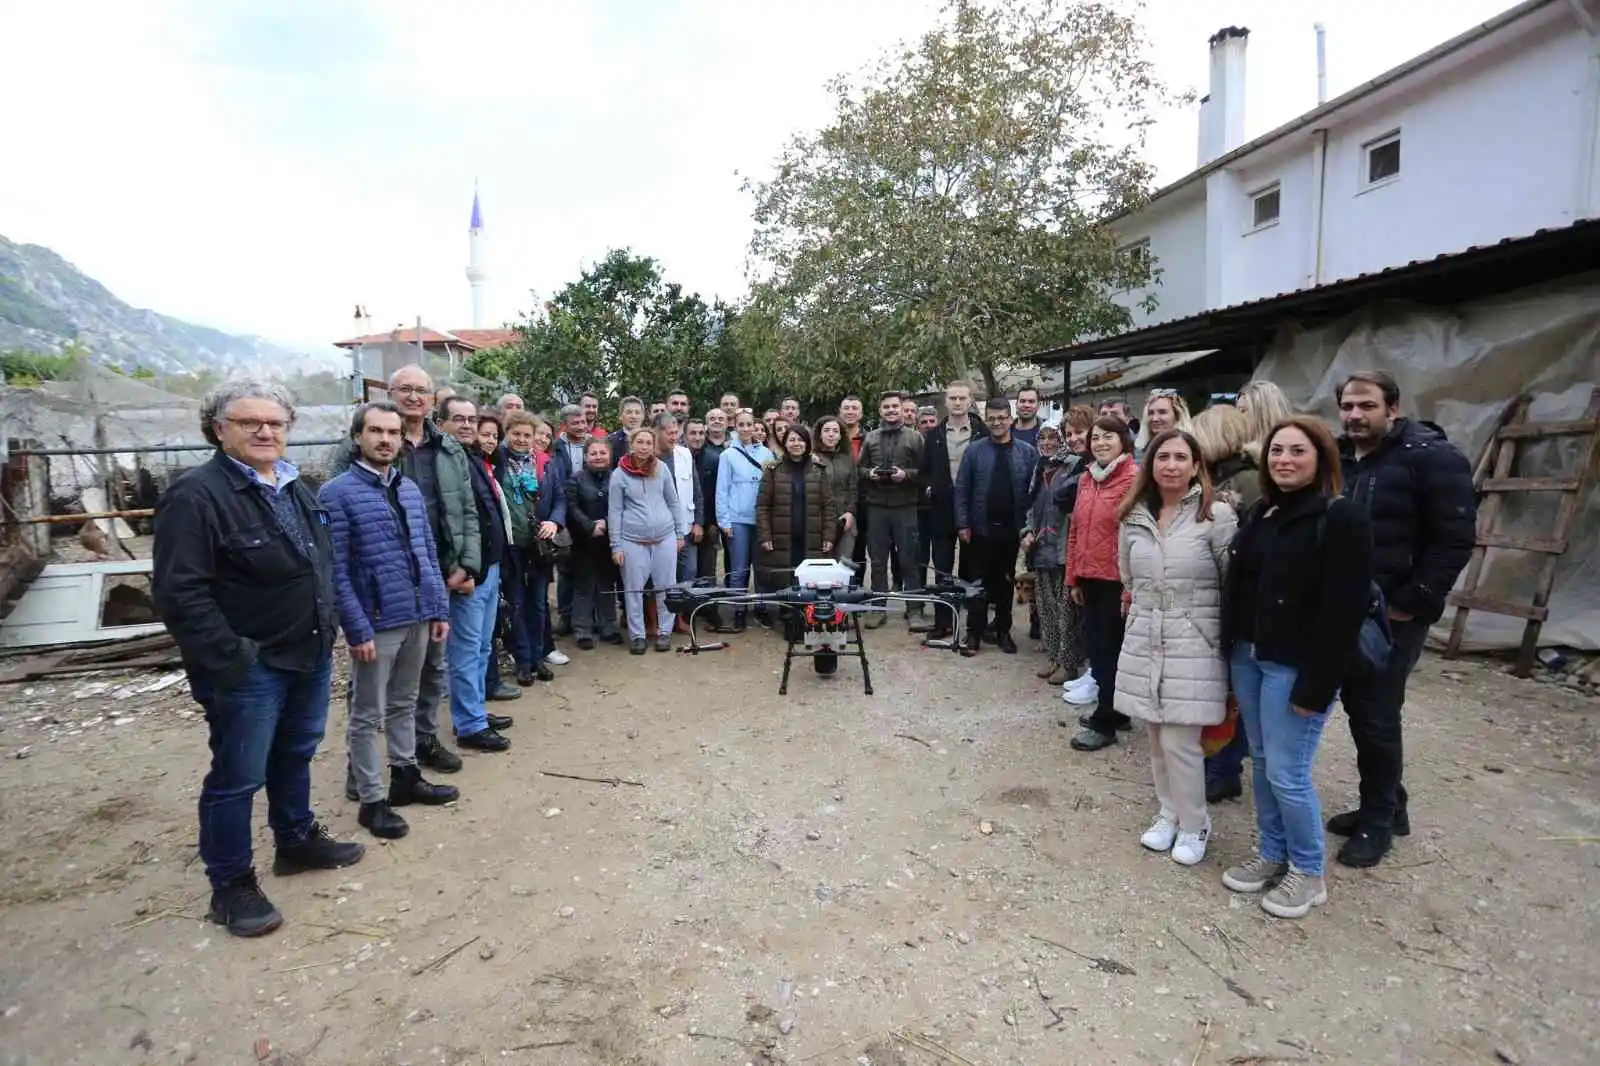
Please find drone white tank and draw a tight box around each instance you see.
[794,558,854,591]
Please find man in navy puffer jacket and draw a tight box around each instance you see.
[954,398,1039,655]
[319,403,458,842]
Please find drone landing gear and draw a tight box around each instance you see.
[778,612,874,696]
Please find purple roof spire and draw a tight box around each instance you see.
[470,188,483,231]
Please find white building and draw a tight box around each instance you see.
[1042,0,1600,394]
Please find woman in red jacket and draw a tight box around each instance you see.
[1066,416,1139,751]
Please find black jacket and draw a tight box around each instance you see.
[695,439,726,527]
[152,452,337,689]
[1338,418,1476,624]
[954,435,1040,534]
[464,457,507,578]
[919,412,988,534]
[1222,491,1375,711]
[565,466,612,560]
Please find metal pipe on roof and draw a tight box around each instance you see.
[1315,23,1328,104]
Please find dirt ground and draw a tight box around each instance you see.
[0,623,1596,1066]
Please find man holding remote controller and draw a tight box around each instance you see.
[858,391,925,630]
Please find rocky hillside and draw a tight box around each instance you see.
[0,235,337,375]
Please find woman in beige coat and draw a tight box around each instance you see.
[1115,428,1237,867]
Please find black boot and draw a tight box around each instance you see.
[486,713,514,732]
[458,728,511,752]
[415,734,462,774]
[207,871,283,938]
[389,764,460,807]
[358,801,409,839]
[272,823,366,876]
[995,631,1018,654]
[1336,826,1393,868]
[1206,776,1244,803]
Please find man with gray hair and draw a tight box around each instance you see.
[154,378,365,938]
[551,403,591,639]
[331,365,479,774]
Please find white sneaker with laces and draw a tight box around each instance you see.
[1171,818,1212,866]
[1140,813,1179,852]
[544,649,570,666]
[1062,680,1099,706]
[1062,669,1094,693]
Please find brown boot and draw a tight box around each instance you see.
[1043,666,1067,685]
[1035,662,1057,679]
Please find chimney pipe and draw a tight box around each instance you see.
[1199,27,1250,165]
[1315,23,1328,105]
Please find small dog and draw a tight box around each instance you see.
[1012,571,1035,606]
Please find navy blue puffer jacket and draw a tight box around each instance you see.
[318,464,450,646]
[955,435,1040,533]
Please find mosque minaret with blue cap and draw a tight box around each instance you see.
[465,185,487,329]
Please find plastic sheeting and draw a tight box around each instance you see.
[1253,272,1600,653]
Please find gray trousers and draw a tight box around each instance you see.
[349,622,428,803]
[866,505,922,603]
[414,627,446,740]
[619,539,678,641]
[1148,722,1208,833]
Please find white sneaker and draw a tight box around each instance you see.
[1140,813,1178,852]
[1062,679,1099,706]
[1062,669,1094,692]
[544,649,570,666]
[1171,818,1212,866]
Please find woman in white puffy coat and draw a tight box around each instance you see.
[1114,428,1237,867]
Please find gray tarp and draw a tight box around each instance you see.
[1254,272,1600,652]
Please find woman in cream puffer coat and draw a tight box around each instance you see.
[1114,429,1237,868]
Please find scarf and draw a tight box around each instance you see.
[620,453,657,478]
[1087,452,1130,483]
[503,448,540,505]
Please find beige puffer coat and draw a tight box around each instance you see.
[1113,485,1237,726]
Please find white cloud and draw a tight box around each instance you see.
[0,0,1516,351]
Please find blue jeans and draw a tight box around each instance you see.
[1230,643,1332,876]
[191,654,332,890]
[511,559,553,668]
[448,563,499,737]
[726,523,756,611]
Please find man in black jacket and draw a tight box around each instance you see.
[954,398,1039,655]
[1331,370,1476,868]
[153,379,365,938]
[919,381,987,640]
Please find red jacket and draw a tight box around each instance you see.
[1066,456,1138,586]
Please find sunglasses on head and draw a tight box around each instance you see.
[1149,388,1179,399]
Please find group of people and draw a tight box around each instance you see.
[152,363,1474,937]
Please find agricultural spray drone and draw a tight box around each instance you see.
[663,559,985,696]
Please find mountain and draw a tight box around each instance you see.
[0,235,342,376]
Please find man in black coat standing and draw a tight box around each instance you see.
[1331,370,1476,868]
[153,379,365,938]
[919,381,987,640]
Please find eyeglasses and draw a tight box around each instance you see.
[444,414,475,425]
[224,418,290,435]
[390,385,430,397]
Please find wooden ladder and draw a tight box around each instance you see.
[1444,386,1600,676]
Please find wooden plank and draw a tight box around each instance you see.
[1478,476,1582,493]
[1497,419,1599,440]
[1445,593,1549,622]
[1475,532,1568,553]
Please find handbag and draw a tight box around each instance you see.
[1201,692,1240,757]
[531,527,573,567]
[1316,500,1393,676]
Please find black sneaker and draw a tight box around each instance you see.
[1336,826,1393,868]
[576,637,596,650]
[995,632,1018,655]
[487,682,522,702]
[533,663,555,682]
[388,764,459,806]
[358,801,409,839]
[1206,776,1244,803]
[272,823,366,876]
[629,639,647,655]
[207,871,283,938]
[1327,808,1411,837]
[654,635,672,653]
[416,734,463,774]
[602,632,625,645]
[458,728,511,752]
[486,713,514,732]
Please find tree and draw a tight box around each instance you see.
[0,348,74,385]
[467,250,766,419]
[744,0,1180,399]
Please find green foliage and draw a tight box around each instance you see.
[744,0,1182,398]
[0,348,74,385]
[466,250,771,421]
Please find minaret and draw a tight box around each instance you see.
[465,184,487,328]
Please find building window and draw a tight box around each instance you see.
[1364,131,1401,187]
[1247,183,1281,231]
[1118,238,1151,291]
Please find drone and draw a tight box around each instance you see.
[662,558,986,696]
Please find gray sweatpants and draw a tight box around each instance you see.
[619,539,678,641]
[349,622,428,803]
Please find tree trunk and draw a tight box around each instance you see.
[979,360,1000,402]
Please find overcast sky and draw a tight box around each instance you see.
[2,0,1514,351]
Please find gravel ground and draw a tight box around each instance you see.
[0,625,1596,1066]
